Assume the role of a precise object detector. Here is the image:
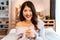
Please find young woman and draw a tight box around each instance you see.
[2,1,60,40]
[16,1,45,40]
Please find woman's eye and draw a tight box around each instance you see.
[24,9,32,12]
[24,10,27,12]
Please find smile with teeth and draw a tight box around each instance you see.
[25,15,32,18]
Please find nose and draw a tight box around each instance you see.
[26,11,30,15]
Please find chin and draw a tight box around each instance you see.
[26,18,31,21]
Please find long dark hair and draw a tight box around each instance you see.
[19,1,38,30]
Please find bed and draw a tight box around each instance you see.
[1,27,60,40]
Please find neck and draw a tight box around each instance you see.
[25,20,31,24]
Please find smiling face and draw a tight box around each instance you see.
[23,6,32,21]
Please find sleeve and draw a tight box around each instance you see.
[16,27,24,35]
[16,27,24,40]
[37,19,45,40]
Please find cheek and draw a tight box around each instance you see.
[30,13,33,18]
[23,12,26,17]
[31,13,33,17]
[30,12,32,15]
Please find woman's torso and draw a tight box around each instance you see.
[16,23,36,40]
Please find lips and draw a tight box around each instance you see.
[25,15,32,18]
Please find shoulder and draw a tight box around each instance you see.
[37,18,45,29]
[16,21,23,27]
[37,18,45,25]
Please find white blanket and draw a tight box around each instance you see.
[1,27,60,40]
[45,27,60,40]
[1,29,16,40]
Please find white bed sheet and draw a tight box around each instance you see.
[1,27,60,40]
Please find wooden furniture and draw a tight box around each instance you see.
[43,20,56,30]
[0,29,8,35]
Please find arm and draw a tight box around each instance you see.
[37,19,45,40]
[16,23,24,39]
[40,24,45,40]
[16,27,25,40]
